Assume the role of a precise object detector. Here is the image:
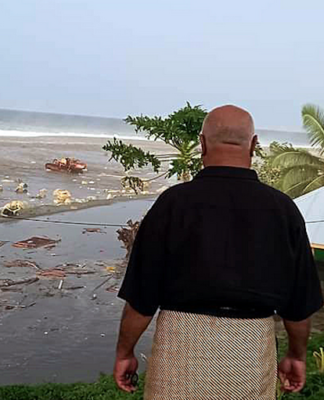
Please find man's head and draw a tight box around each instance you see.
[200,105,258,168]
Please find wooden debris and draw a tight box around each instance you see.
[38,269,66,278]
[4,260,41,270]
[82,228,104,234]
[65,286,85,291]
[0,277,39,288]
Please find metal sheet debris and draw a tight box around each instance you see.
[12,237,60,249]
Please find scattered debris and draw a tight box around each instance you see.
[82,228,104,234]
[81,180,88,185]
[1,200,27,217]
[15,182,28,194]
[93,276,112,293]
[53,189,72,205]
[36,189,47,199]
[117,220,141,260]
[45,158,87,173]
[65,285,85,291]
[4,260,41,270]
[91,294,97,300]
[106,266,116,273]
[121,176,150,194]
[0,277,39,288]
[106,285,119,293]
[58,280,64,290]
[12,236,60,249]
[38,269,66,278]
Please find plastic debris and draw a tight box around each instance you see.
[58,280,64,290]
[1,201,27,217]
[53,189,72,205]
[106,266,116,273]
[12,236,60,249]
[36,189,47,199]
[15,182,28,193]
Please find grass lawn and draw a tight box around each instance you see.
[0,333,323,400]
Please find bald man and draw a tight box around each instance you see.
[114,105,323,400]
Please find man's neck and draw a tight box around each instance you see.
[203,158,251,169]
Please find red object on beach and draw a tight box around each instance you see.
[45,158,87,173]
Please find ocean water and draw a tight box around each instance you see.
[0,108,311,147]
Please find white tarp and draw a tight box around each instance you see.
[294,187,324,246]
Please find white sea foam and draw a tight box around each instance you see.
[0,129,312,148]
[0,129,152,141]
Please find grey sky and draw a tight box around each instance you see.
[0,0,323,129]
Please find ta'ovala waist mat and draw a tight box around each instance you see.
[144,310,277,400]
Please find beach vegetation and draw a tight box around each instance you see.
[1,332,323,399]
[269,104,324,199]
[103,103,207,183]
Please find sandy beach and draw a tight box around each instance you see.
[0,135,172,384]
[0,135,176,215]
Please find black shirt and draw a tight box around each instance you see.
[118,166,323,321]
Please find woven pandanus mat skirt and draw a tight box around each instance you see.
[144,310,277,400]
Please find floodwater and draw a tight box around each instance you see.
[0,199,156,385]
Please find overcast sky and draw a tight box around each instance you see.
[1,0,324,129]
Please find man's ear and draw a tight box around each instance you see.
[250,135,258,157]
[200,134,207,156]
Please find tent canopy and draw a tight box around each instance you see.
[294,187,324,249]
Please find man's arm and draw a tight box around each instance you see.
[114,303,153,392]
[278,318,311,393]
[284,318,310,361]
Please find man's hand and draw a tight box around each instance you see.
[114,354,139,393]
[278,355,306,393]
[114,303,153,392]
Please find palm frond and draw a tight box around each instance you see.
[302,174,324,194]
[270,149,323,169]
[285,178,315,199]
[302,104,324,153]
[279,165,320,192]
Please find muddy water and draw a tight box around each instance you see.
[0,199,156,385]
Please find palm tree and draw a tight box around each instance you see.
[270,104,324,198]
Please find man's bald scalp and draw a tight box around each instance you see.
[202,105,255,148]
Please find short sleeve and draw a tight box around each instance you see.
[117,195,168,316]
[279,224,323,321]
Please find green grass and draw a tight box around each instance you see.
[0,333,323,400]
